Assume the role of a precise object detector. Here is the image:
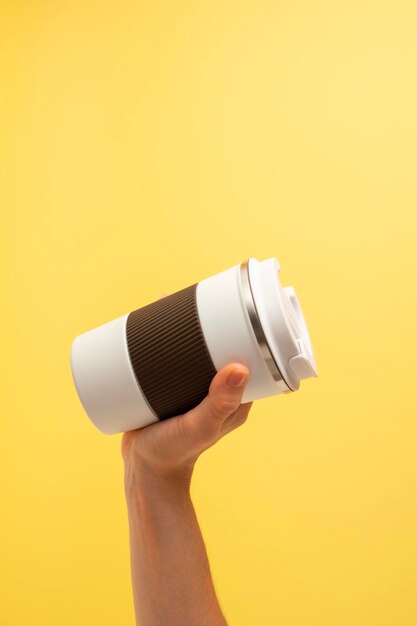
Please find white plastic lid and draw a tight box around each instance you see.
[247,257,318,391]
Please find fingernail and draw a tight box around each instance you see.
[227,368,248,388]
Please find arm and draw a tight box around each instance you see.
[122,362,252,626]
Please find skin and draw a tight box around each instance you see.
[122,357,253,626]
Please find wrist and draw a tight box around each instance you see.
[124,458,194,501]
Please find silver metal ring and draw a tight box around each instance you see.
[239,260,291,389]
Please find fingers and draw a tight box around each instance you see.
[179,363,250,446]
[219,401,253,437]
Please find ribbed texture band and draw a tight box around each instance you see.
[126,283,217,420]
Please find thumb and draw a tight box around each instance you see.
[180,363,250,445]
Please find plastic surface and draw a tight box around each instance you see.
[70,256,318,434]
[196,263,288,403]
[70,314,158,434]
[247,257,318,391]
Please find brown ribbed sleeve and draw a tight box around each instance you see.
[126,283,217,420]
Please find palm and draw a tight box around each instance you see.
[122,398,252,475]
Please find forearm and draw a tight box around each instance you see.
[125,468,228,626]
[121,362,251,625]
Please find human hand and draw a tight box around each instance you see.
[121,294,252,489]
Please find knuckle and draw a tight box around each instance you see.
[237,411,249,424]
[230,410,249,427]
[229,404,251,428]
[211,395,240,418]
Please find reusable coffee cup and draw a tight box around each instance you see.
[70,257,318,434]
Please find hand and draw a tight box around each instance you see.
[121,359,252,488]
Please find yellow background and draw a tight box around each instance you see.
[1,1,416,624]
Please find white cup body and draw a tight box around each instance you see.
[70,257,317,434]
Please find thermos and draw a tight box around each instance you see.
[70,257,318,434]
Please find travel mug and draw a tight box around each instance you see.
[70,257,318,434]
